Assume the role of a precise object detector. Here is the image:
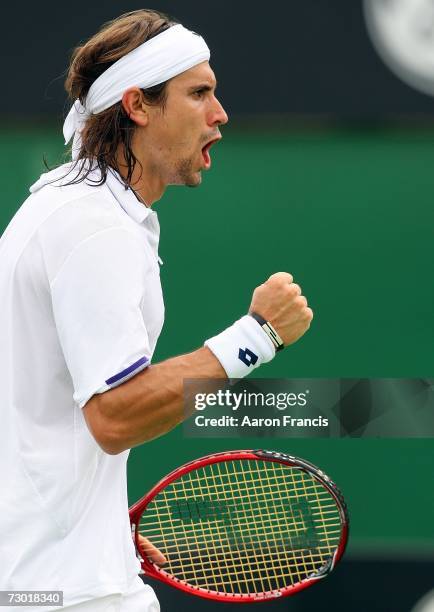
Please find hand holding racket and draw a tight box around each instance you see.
[137,534,167,567]
[129,449,349,603]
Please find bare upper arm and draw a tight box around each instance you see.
[82,393,122,455]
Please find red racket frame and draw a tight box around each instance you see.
[129,449,349,603]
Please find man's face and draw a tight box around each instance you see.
[143,61,228,187]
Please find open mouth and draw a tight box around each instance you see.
[201,137,221,169]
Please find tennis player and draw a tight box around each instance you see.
[0,9,313,612]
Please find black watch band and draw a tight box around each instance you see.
[249,312,284,352]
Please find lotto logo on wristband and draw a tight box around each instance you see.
[238,347,259,367]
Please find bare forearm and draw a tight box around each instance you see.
[83,346,226,454]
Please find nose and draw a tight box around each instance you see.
[209,95,229,127]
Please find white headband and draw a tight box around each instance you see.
[63,24,210,158]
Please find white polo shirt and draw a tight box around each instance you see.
[0,163,164,608]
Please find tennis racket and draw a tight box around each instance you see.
[129,449,349,603]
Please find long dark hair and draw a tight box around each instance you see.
[62,9,178,187]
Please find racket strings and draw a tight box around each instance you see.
[138,459,342,595]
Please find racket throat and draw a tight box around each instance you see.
[131,522,145,575]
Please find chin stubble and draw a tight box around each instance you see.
[175,157,202,187]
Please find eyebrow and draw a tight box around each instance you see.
[187,82,217,93]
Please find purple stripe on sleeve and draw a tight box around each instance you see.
[105,356,149,386]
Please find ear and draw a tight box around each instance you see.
[121,87,149,127]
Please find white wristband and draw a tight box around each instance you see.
[204,315,276,378]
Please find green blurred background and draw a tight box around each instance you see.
[2,124,433,560]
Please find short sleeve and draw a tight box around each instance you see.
[50,227,151,408]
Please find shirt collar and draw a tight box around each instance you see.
[29,161,156,225]
[105,167,154,225]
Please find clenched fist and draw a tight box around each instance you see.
[249,272,313,347]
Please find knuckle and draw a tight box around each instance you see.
[254,282,267,295]
[287,283,301,296]
[295,295,308,308]
[267,272,293,285]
